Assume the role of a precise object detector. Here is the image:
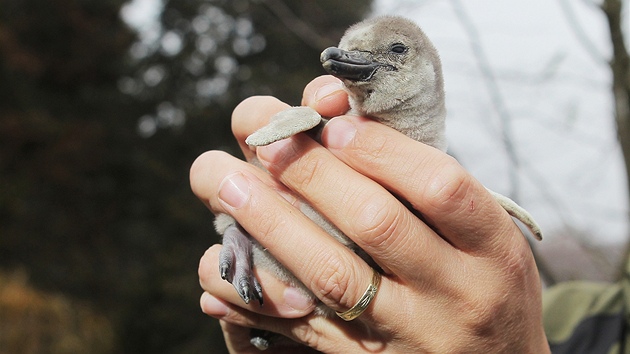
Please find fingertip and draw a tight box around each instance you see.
[313,81,344,103]
[231,96,289,159]
[232,96,287,137]
[201,292,230,317]
[316,87,350,118]
[282,286,317,316]
[302,75,349,117]
[189,150,231,207]
[302,75,342,104]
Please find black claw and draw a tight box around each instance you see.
[219,263,230,281]
[238,278,251,304]
[218,243,234,282]
[254,279,264,306]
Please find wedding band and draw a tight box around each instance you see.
[336,268,381,321]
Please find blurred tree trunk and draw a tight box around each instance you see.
[602,0,630,276]
[0,0,373,352]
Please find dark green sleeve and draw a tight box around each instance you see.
[543,281,626,354]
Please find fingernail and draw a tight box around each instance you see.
[323,118,356,150]
[315,82,344,102]
[257,138,293,165]
[200,292,229,317]
[283,287,315,312]
[218,172,251,209]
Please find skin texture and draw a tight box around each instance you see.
[191,75,550,353]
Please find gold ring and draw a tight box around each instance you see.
[336,268,381,321]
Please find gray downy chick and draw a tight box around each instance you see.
[215,15,542,350]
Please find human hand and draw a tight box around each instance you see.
[192,75,549,353]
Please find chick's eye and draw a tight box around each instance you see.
[390,43,408,54]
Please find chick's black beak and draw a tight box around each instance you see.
[320,47,384,82]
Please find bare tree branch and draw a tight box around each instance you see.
[558,0,607,66]
[450,0,521,201]
[601,0,630,278]
[259,0,335,50]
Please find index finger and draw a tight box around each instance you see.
[232,96,289,162]
[232,76,350,161]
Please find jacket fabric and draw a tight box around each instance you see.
[543,259,630,353]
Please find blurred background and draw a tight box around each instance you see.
[1,0,630,352]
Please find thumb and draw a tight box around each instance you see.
[301,75,349,118]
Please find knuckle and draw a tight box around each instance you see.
[291,151,329,191]
[290,319,320,349]
[350,191,403,247]
[463,292,509,341]
[423,157,474,213]
[356,133,394,164]
[248,204,291,245]
[309,252,355,307]
[447,279,496,336]
[251,214,279,243]
[454,256,533,341]
[500,240,534,281]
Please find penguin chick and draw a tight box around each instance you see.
[214,15,542,350]
[321,16,447,151]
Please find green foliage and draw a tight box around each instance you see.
[0,0,371,351]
